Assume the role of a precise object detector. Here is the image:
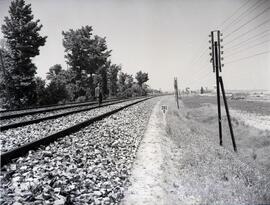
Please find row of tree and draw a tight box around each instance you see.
[0,0,150,109]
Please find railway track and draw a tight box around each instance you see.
[1,97,152,167]
[0,97,144,130]
[0,98,121,120]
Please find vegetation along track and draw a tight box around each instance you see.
[0,97,144,130]
[0,97,152,167]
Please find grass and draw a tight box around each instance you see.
[182,95,270,115]
[162,96,270,204]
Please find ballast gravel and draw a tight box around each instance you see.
[0,99,122,126]
[0,99,142,153]
[0,97,159,205]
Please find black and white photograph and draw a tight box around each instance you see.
[0,0,270,204]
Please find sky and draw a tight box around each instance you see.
[0,0,269,91]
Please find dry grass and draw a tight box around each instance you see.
[163,96,270,204]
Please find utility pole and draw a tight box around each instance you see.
[209,30,237,152]
[174,77,179,109]
[210,31,222,146]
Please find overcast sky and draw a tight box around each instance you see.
[0,0,269,91]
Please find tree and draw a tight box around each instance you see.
[107,64,121,97]
[35,76,46,105]
[0,45,14,108]
[62,26,111,97]
[46,64,63,81]
[135,71,149,87]
[135,71,149,96]
[118,72,128,94]
[1,0,47,108]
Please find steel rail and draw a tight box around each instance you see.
[0,97,143,130]
[0,97,152,167]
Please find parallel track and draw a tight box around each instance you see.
[0,98,121,120]
[0,97,142,130]
[0,97,151,167]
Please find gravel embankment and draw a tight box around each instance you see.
[0,99,143,153]
[0,100,122,126]
[0,97,159,205]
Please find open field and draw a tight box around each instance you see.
[182,95,270,115]
[182,95,270,173]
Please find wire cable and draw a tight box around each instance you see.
[222,0,266,32]
[226,29,270,50]
[225,39,270,57]
[219,0,252,28]
[225,50,270,64]
[224,18,270,45]
[224,6,270,39]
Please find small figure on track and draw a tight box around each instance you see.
[95,83,102,106]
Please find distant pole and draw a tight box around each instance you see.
[174,77,179,109]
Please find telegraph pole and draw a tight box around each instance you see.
[209,30,237,152]
[174,77,179,109]
[210,31,222,146]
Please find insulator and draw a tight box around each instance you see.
[220,33,223,37]
[209,53,212,56]
[209,47,212,50]
[210,58,213,63]
[220,39,223,42]
[221,46,224,49]
[221,57,224,61]
[220,51,224,54]
[208,35,211,37]
[208,40,212,43]
[222,64,224,67]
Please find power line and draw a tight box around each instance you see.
[226,29,270,50]
[224,5,270,39]
[225,39,270,57]
[225,50,270,64]
[224,18,270,45]
[222,0,266,32]
[219,0,252,28]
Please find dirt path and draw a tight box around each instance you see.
[122,99,183,205]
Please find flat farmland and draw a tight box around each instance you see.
[181,95,270,174]
[182,95,270,116]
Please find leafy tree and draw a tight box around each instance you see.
[46,64,63,81]
[135,71,149,96]
[35,76,46,105]
[107,64,121,97]
[1,0,47,108]
[0,45,14,108]
[62,26,111,97]
[118,72,128,94]
[135,71,149,87]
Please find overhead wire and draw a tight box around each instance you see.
[222,0,265,32]
[224,5,270,39]
[218,0,252,28]
[223,18,270,45]
[225,38,270,57]
[225,29,270,50]
[225,50,270,64]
